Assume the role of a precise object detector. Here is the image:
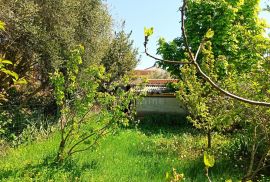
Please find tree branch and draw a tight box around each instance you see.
[144,47,192,65]
[180,0,196,61]
[68,129,110,156]
[67,122,111,156]
[192,61,270,106]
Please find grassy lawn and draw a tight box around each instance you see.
[0,116,250,181]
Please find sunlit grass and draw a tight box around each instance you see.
[0,117,250,181]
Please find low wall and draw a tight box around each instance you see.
[136,96,186,115]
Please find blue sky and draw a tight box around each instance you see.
[105,0,270,69]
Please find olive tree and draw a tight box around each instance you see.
[0,0,112,104]
[101,28,139,92]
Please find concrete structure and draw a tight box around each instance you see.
[136,96,186,115]
[134,65,185,115]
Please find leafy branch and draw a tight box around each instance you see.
[144,0,270,107]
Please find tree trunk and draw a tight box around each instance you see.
[207,130,212,148]
[56,139,66,163]
[243,126,258,181]
[55,114,67,163]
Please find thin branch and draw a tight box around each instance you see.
[180,0,195,61]
[205,168,212,182]
[62,98,97,147]
[67,131,97,155]
[68,136,100,156]
[65,113,97,148]
[144,44,192,65]
[195,43,203,61]
[67,122,111,155]
[192,61,270,106]
[68,129,110,156]
[253,163,270,176]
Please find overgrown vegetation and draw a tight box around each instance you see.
[145,0,270,181]
[0,118,258,182]
[1,0,270,181]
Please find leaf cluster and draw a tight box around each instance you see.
[51,46,140,162]
[0,0,112,104]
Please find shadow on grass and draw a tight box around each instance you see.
[0,154,98,180]
[178,155,244,181]
[136,113,197,136]
[133,114,245,181]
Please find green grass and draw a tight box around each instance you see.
[0,117,250,182]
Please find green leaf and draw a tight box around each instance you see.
[1,68,19,80]
[225,179,232,182]
[204,151,215,168]
[144,27,154,37]
[1,60,13,65]
[0,21,5,30]
[205,29,214,39]
[165,172,170,180]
